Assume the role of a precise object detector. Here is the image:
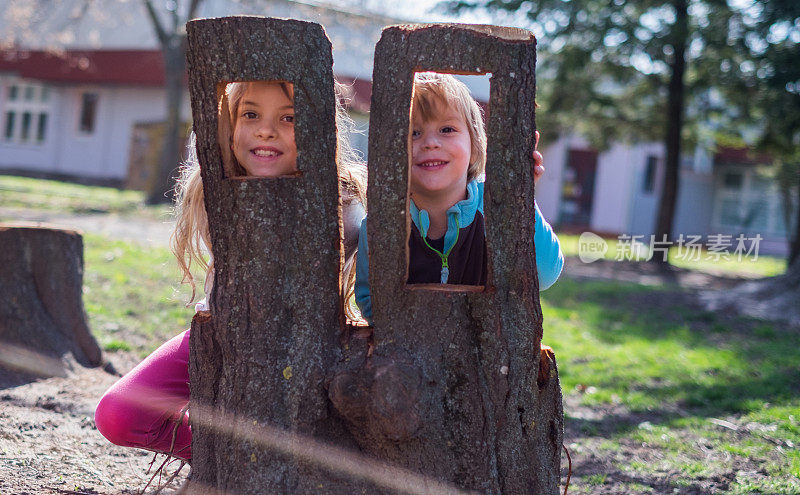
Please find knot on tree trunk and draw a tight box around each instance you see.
[328,357,423,442]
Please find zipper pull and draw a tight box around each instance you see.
[440,259,449,283]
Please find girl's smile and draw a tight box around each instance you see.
[250,145,283,161]
[232,82,297,177]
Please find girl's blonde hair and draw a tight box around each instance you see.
[411,72,487,180]
[171,80,367,318]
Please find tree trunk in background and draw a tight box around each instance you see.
[186,18,563,494]
[702,241,800,325]
[790,173,800,265]
[653,0,689,264]
[0,226,103,382]
[146,39,186,205]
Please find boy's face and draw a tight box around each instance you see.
[410,101,472,201]
[231,82,298,177]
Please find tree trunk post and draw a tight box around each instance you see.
[329,24,562,493]
[185,17,360,494]
[186,18,562,494]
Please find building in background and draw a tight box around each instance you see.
[539,135,795,256]
[0,0,393,186]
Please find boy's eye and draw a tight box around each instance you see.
[281,114,295,124]
[411,129,420,137]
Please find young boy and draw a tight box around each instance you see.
[354,72,563,322]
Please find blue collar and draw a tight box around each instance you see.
[409,179,483,253]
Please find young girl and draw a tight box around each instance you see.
[354,72,562,322]
[94,80,366,460]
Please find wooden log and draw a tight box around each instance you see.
[185,16,367,494]
[0,225,102,381]
[328,24,563,494]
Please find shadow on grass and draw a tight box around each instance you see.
[542,277,800,422]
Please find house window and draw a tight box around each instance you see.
[2,81,50,144]
[723,171,742,189]
[79,92,99,134]
[4,112,15,139]
[713,166,790,236]
[642,155,657,193]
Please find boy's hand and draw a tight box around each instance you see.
[533,131,545,184]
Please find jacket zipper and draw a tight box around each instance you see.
[419,214,459,283]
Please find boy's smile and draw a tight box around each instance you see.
[232,82,298,177]
[410,105,472,204]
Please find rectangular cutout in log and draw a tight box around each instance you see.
[216,80,302,180]
[366,24,541,328]
[405,71,492,291]
[355,24,562,493]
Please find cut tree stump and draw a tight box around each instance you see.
[0,225,102,381]
[186,17,562,495]
[329,24,562,494]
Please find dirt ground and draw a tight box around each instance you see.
[0,353,188,495]
[0,211,785,494]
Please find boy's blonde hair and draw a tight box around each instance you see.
[171,81,367,318]
[411,72,487,180]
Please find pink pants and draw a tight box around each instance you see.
[95,329,192,460]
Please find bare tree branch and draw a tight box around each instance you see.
[188,0,202,20]
[143,0,169,45]
[170,1,179,34]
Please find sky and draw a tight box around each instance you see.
[336,0,514,26]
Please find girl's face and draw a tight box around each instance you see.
[231,82,297,177]
[410,100,472,200]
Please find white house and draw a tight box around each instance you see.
[540,135,794,256]
[0,0,403,183]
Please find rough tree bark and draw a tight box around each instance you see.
[329,24,562,493]
[0,226,102,381]
[185,17,359,494]
[186,18,562,494]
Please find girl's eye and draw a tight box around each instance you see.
[441,126,456,134]
[242,111,258,120]
[281,114,295,123]
[411,129,420,137]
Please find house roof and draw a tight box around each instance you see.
[0,49,166,86]
[714,146,772,166]
[0,48,374,111]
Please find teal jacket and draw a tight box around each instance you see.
[355,180,564,322]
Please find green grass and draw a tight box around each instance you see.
[558,232,788,277]
[542,277,800,493]
[83,232,203,356]
[584,474,607,485]
[0,174,169,219]
[542,278,800,419]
